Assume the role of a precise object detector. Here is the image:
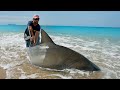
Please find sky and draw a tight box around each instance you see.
[0,11,120,27]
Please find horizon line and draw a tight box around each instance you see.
[0,24,120,28]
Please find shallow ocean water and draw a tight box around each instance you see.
[0,25,120,79]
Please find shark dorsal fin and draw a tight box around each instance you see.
[41,29,55,44]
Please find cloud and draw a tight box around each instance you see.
[0,15,31,24]
[0,16,31,20]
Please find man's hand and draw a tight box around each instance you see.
[33,42,36,46]
[30,36,35,42]
[31,36,36,46]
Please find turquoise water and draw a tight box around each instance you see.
[0,25,120,79]
[0,25,120,38]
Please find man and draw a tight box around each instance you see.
[24,15,41,47]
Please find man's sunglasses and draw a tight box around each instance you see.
[33,18,39,20]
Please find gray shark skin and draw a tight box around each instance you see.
[28,29,100,71]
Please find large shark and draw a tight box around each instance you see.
[27,29,100,71]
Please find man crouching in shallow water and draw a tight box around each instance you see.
[24,15,41,47]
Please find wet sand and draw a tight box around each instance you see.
[0,67,6,79]
[0,61,104,79]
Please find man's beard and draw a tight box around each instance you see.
[34,22,38,24]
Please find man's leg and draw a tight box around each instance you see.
[26,39,30,47]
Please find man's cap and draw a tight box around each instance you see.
[33,15,39,18]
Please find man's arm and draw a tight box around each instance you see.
[34,25,40,45]
[27,21,34,37]
[28,26,35,42]
[28,26,34,37]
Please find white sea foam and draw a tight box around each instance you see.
[19,73,39,79]
[0,32,120,79]
[48,74,72,79]
[0,33,26,69]
[0,60,25,70]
